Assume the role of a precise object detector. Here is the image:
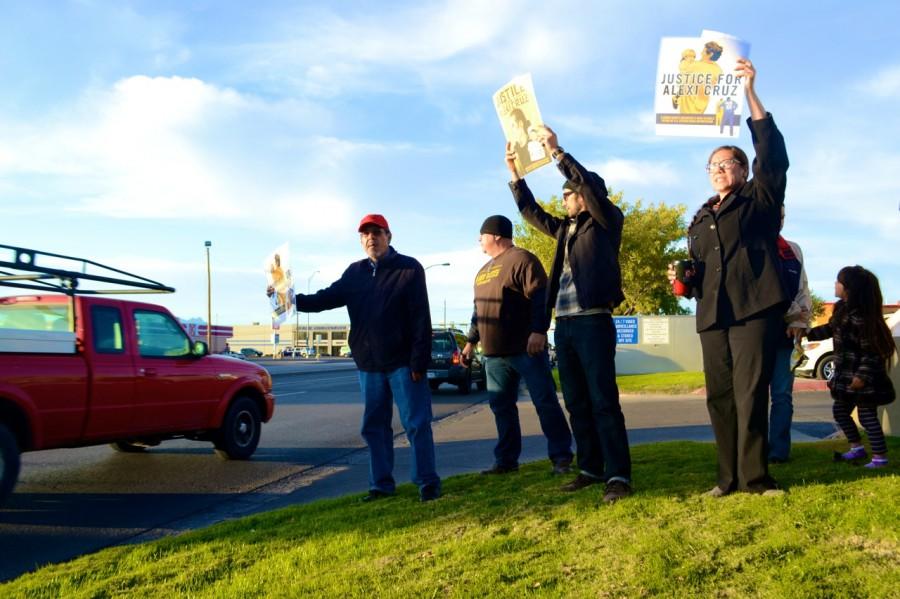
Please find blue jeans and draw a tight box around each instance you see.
[768,345,794,461]
[483,352,573,468]
[358,367,440,494]
[555,314,631,483]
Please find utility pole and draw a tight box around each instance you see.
[204,241,212,349]
[307,270,319,355]
[424,262,450,329]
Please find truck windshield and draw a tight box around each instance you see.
[0,299,71,332]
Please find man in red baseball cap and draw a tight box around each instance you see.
[358,213,389,232]
[273,213,441,502]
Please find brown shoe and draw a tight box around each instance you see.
[560,473,602,492]
[602,480,633,504]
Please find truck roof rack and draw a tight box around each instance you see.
[0,244,175,296]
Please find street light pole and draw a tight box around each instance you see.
[307,270,319,355]
[424,262,450,330]
[204,241,212,349]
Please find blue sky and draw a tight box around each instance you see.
[2,1,898,328]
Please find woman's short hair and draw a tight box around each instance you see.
[708,145,749,169]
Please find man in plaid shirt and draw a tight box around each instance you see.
[505,126,633,504]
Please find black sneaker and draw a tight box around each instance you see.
[480,464,519,475]
[551,459,573,475]
[602,480,633,504]
[420,484,441,502]
[361,489,393,502]
[560,473,602,492]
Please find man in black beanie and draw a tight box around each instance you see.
[462,215,574,476]
[505,126,633,504]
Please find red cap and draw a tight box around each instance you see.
[358,214,390,232]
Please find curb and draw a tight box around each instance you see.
[268,364,359,379]
[690,379,829,396]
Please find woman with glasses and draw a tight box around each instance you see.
[669,58,789,497]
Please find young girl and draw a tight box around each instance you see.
[806,266,896,468]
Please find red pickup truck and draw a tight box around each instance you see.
[0,248,275,505]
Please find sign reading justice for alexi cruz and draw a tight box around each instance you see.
[654,31,750,138]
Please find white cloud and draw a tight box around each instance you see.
[0,75,379,236]
[233,0,630,98]
[288,0,513,65]
[787,147,900,238]
[592,158,681,187]
[554,111,658,142]
[858,65,900,99]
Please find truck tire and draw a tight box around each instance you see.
[0,423,20,505]
[214,396,261,460]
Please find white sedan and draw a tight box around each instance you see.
[795,338,834,381]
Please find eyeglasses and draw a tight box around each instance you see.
[562,190,576,200]
[706,158,741,173]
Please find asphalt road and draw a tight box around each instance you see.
[0,364,485,582]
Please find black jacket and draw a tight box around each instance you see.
[294,247,432,373]
[687,114,789,332]
[510,153,625,317]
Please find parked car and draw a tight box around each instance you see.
[240,347,263,358]
[0,246,276,505]
[427,329,486,394]
[279,346,303,359]
[795,338,835,381]
[220,350,248,360]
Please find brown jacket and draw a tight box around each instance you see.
[466,247,549,356]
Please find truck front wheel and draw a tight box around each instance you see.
[0,423,21,505]
[214,396,261,460]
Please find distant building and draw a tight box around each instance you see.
[179,320,233,353]
[228,322,350,357]
[811,302,899,327]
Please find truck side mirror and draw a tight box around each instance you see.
[192,341,209,357]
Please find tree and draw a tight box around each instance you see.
[810,291,827,320]
[513,189,690,315]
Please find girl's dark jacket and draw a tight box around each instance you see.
[295,247,432,374]
[807,303,896,406]
[510,153,625,317]
[687,114,789,332]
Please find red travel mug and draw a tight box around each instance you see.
[672,260,693,296]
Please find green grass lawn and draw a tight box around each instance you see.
[5,439,898,598]
[550,370,707,394]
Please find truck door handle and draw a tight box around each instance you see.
[140,367,158,377]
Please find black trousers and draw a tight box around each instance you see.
[699,309,781,492]
[555,313,631,482]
